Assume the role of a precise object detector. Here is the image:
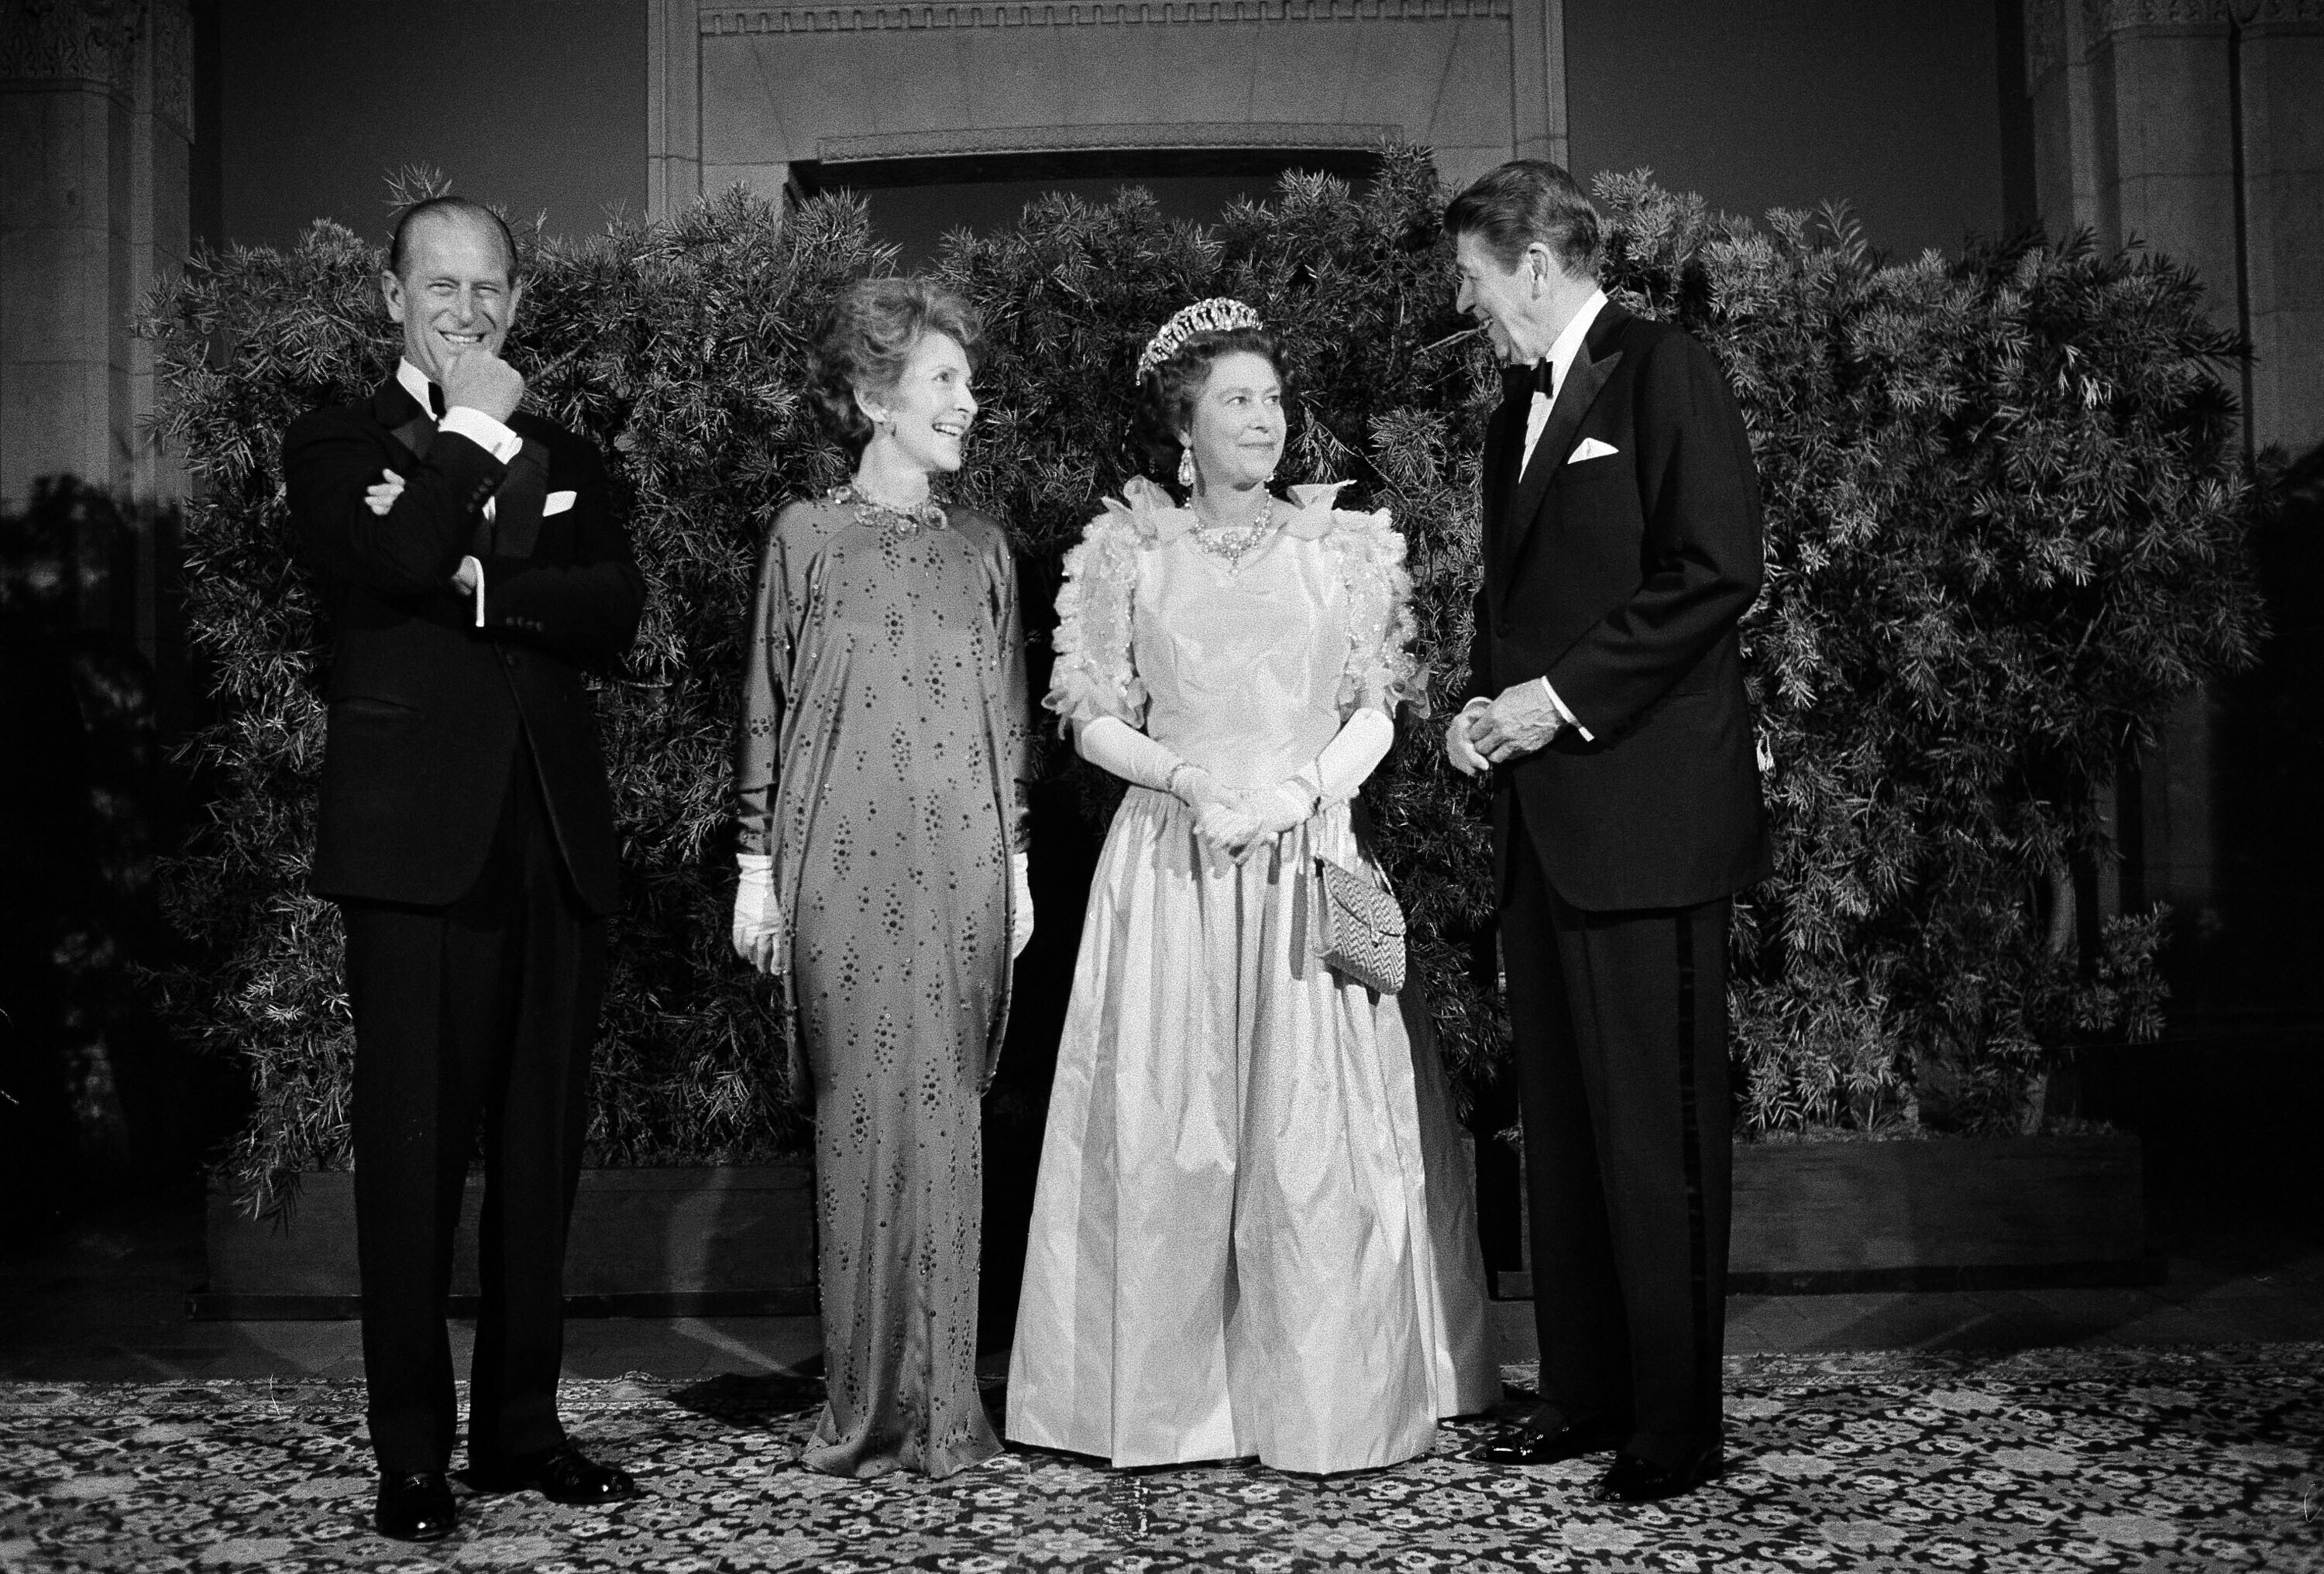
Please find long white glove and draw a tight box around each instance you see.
[1301,706,1397,805]
[1227,708,1398,860]
[1076,715,1256,852]
[731,853,786,974]
[1009,851,1033,959]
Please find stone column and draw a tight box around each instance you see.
[2022,0,2324,984]
[2239,6,2324,459]
[1,0,141,508]
[0,0,191,663]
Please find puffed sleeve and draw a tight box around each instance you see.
[732,503,808,857]
[1043,505,1147,731]
[1329,507,1429,717]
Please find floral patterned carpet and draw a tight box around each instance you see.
[3,1345,2320,1572]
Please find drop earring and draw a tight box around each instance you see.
[1177,449,1196,490]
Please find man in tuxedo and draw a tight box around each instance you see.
[284,196,645,1541]
[1442,161,1769,1503]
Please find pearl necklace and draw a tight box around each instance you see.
[1188,493,1277,567]
[834,482,948,538]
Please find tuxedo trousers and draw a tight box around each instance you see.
[1502,805,1732,1465]
[339,740,605,1475]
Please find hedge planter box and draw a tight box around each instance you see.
[1494,1133,2152,1299]
[195,1164,815,1319]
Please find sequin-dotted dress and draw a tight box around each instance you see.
[734,489,1030,1479]
[1006,479,1497,1476]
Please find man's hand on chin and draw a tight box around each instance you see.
[439,347,524,424]
[1471,683,1565,766]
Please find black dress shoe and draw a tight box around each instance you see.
[375,1471,456,1541]
[469,1442,640,1506]
[1469,1411,1625,1466]
[1595,1445,1724,1503]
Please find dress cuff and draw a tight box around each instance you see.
[440,406,523,463]
[462,555,486,628]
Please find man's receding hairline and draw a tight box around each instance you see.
[393,205,517,283]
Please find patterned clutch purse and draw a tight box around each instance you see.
[1312,854,1408,995]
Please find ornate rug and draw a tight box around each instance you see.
[3,1345,2320,1572]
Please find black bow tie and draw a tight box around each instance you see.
[1501,359,1554,407]
[425,382,447,418]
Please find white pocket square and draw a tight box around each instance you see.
[1568,438,1619,464]
[545,490,577,516]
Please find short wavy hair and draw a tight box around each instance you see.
[806,276,983,455]
[1444,160,1602,280]
[1131,325,1285,489]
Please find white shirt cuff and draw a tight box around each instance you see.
[1538,676,1593,741]
[439,406,523,463]
[462,555,486,627]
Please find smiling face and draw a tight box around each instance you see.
[1179,349,1285,497]
[1453,231,1557,366]
[858,330,977,477]
[382,211,521,383]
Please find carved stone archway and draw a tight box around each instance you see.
[646,0,1568,219]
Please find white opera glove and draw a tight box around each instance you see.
[1077,714,1241,811]
[1009,851,1033,960]
[1078,715,1259,854]
[1235,708,1397,864]
[1244,782,1317,845]
[731,853,787,975]
[1304,708,1397,805]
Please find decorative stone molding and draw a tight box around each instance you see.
[818,119,1406,162]
[0,0,139,89]
[2080,0,2233,36]
[703,0,1508,32]
[2233,0,2324,23]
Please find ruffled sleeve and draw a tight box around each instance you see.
[1043,500,1149,730]
[1323,505,1430,718]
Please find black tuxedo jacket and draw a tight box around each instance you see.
[285,376,645,915]
[1467,303,1772,912]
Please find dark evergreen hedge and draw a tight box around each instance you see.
[141,152,2261,1215]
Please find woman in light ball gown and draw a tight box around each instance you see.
[1006,299,1496,1475]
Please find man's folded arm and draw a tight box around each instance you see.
[287,414,506,597]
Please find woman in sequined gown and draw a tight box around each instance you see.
[1006,301,1496,1475]
[731,277,1032,1479]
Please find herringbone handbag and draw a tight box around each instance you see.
[1311,854,1408,995]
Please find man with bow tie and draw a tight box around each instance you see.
[1441,161,1769,1504]
[283,194,645,1541]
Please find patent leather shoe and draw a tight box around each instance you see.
[469,1442,640,1505]
[1468,1411,1624,1466]
[374,1471,456,1541]
[1595,1445,1724,1503]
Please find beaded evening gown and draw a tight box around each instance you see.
[734,489,1031,1478]
[1006,479,1497,1475]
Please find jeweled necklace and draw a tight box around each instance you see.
[834,481,948,538]
[1189,493,1277,567]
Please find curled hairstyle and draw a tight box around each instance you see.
[388,195,522,283]
[806,275,983,455]
[1443,160,1602,280]
[1132,325,1284,490]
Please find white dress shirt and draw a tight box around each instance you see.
[395,359,521,627]
[1519,287,1609,479]
[1477,289,1611,744]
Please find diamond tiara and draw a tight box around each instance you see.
[1135,297,1265,383]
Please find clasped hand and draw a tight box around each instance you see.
[1446,685,1565,775]
[1177,768,1313,864]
